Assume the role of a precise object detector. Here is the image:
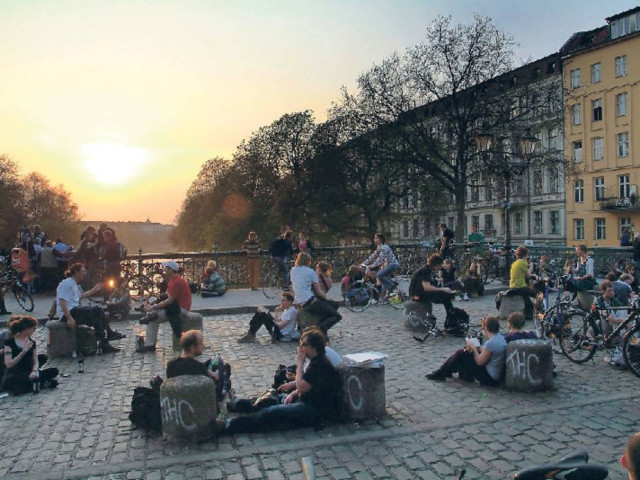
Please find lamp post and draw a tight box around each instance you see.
[476,129,538,268]
[520,129,539,240]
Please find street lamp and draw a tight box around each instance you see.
[519,129,539,239]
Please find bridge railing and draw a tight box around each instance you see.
[124,243,635,288]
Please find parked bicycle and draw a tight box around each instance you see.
[262,259,294,299]
[344,273,409,313]
[0,267,34,312]
[560,296,640,378]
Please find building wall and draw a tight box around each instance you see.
[564,30,640,247]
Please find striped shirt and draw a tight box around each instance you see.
[364,244,399,269]
[243,239,261,259]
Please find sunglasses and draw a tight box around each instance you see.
[299,342,310,347]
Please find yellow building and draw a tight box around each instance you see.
[563,7,640,247]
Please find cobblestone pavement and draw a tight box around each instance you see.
[1,295,637,479]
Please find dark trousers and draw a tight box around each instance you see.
[303,299,341,333]
[437,349,499,386]
[416,292,454,313]
[506,287,535,318]
[227,402,320,434]
[64,306,111,344]
[443,280,465,292]
[463,277,484,296]
[273,257,290,286]
[248,312,281,339]
[1,367,59,395]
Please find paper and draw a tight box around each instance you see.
[465,337,480,348]
[342,351,388,367]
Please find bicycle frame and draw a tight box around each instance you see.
[586,303,640,347]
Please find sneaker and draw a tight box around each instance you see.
[462,293,469,301]
[455,296,463,302]
[251,287,259,291]
[271,331,282,344]
[107,330,126,340]
[101,344,121,354]
[425,371,447,382]
[210,418,227,436]
[237,333,257,344]
[44,379,59,389]
[140,345,156,353]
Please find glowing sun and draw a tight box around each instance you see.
[81,142,149,186]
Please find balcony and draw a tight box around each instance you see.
[600,195,640,211]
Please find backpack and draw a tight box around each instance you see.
[129,386,162,434]
[444,307,470,337]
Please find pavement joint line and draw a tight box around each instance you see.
[9,389,636,480]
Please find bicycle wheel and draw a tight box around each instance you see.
[622,324,640,379]
[13,284,34,312]
[262,271,281,299]
[128,276,154,304]
[560,313,598,363]
[344,285,374,313]
[406,311,436,332]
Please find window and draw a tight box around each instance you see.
[471,216,480,230]
[548,167,558,193]
[594,177,605,201]
[616,55,627,77]
[618,132,629,157]
[570,69,581,89]
[402,221,409,238]
[534,211,543,234]
[619,174,630,198]
[470,181,479,202]
[620,218,632,238]
[533,169,543,195]
[572,104,581,125]
[595,218,606,240]
[402,196,409,209]
[412,219,419,238]
[591,63,601,83]
[593,137,604,161]
[616,93,628,116]
[572,141,582,163]
[611,16,632,39]
[514,212,522,235]
[547,128,558,151]
[483,176,493,201]
[574,219,585,240]
[574,179,584,203]
[592,98,602,121]
[550,211,560,234]
[485,214,494,231]
[448,217,454,230]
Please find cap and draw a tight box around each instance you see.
[162,261,180,272]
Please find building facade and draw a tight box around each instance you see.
[563,7,640,247]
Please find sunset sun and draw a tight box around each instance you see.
[81,142,149,186]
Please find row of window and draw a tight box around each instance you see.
[570,92,628,125]
[573,174,634,202]
[570,55,627,88]
[470,210,562,236]
[571,132,629,162]
[573,217,632,240]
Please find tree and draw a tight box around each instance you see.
[0,155,25,247]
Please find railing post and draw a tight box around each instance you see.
[137,248,143,274]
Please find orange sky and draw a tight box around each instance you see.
[0,0,631,223]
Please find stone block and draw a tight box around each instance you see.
[403,301,433,333]
[505,339,553,393]
[171,311,204,350]
[47,321,97,358]
[498,294,525,319]
[576,291,595,311]
[296,309,324,332]
[338,365,386,421]
[160,375,217,442]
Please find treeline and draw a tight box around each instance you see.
[0,154,80,248]
[171,14,565,251]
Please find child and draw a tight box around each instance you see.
[237,292,298,343]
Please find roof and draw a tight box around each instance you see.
[606,6,640,22]
[559,26,610,56]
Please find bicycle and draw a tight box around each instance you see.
[262,259,293,299]
[0,267,34,312]
[343,273,410,313]
[560,296,640,378]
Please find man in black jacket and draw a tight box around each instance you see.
[269,231,294,288]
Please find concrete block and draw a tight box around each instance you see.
[338,365,386,421]
[296,309,324,332]
[505,340,553,393]
[160,375,217,442]
[498,294,525,319]
[403,301,433,333]
[576,291,595,311]
[47,321,97,358]
[172,311,204,350]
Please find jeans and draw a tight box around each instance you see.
[64,306,110,344]
[273,257,290,287]
[303,298,342,333]
[437,349,500,386]
[377,263,399,294]
[248,312,280,338]
[226,401,320,434]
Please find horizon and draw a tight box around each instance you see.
[0,0,635,224]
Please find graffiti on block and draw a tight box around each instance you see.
[507,349,541,385]
[346,375,364,411]
[160,397,197,431]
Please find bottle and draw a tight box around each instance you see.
[78,355,84,373]
[32,370,40,394]
[72,350,77,359]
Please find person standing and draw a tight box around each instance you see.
[269,231,294,289]
[467,225,484,254]
[297,232,313,254]
[243,232,261,291]
[40,240,58,293]
[439,223,455,259]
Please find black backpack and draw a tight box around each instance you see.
[444,307,470,337]
[129,386,162,434]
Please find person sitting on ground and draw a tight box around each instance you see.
[200,260,218,283]
[439,259,467,301]
[106,278,131,320]
[215,329,342,434]
[507,246,536,321]
[595,280,627,337]
[504,312,537,343]
[1,315,59,395]
[139,261,192,353]
[291,252,341,334]
[409,253,454,314]
[463,260,484,298]
[341,265,365,302]
[166,330,219,381]
[606,272,635,305]
[622,432,640,480]
[361,233,399,301]
[238,292,299,343]
[56,263,125,353]
[564,244,597,296]
[201,263,226,297]
[425,315,506,385]
[625,263,639,294]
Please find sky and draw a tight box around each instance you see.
[0,0,636,224]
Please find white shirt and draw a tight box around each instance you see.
[290,266,318,304]
[303,347,342,371]
[56,277,82,318]
[278,306,298,336]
